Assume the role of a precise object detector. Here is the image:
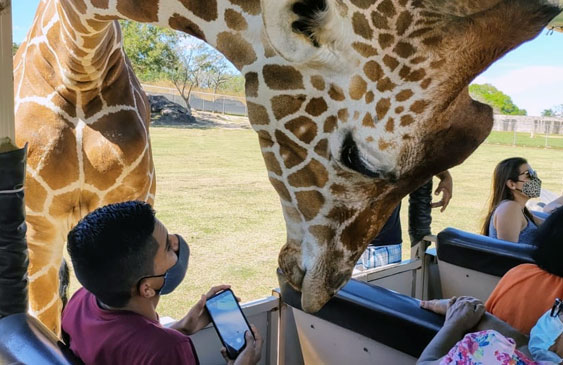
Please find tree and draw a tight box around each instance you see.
[120,21,179,81]
[469,83,527,116]
[542,109,555,117]
[12,42,18,56]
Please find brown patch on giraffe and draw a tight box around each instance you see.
[362,113,375,127]
[310,76,326,91]
[169,14,206,41]
[385,118,395,132]
[224,9,248,31]
[263,152,282,176]
[328,84,346,101]
[349,75,368,100]
[263,65,304,90]
[395,106,404,113]
[422,36,443,47]
[58,3,88,35]
[308,225,335,246]
[269,177,291,202]
[327,205,356,222]
[377,0,396,17]
[284,206,302,222]
[399,65,411,79]
[70,0,87,13]
[378,34,395,49]
[421,78,432,89]
[228,0,261,15]
[288,159,329,188]
[247,102,270,125]
[314,139,329,159]
[49,190,80,217]
[91,0,109,8]
[396,89,414,101]
[275,130,308,169]
[296,191,325,221]
[352,42,378,58]
[330,184,348,195]
[352,12,373,40]
[81,130,125,191]
[350,0,375,9]
[371,12,390,30]
[217,32,257,70]
[25,176,47,212]
[366,136,374,143]
[394,42,416,58]
[409,27,433,38]
[410,100,429,114]
[378,138,393,151]
[376,77,396,92]
[50,91,78,119]
[262,33,277,58]
[80,190,102,214]
[117,0,158,22]
[28,266,59,305]
[104,151,152,204]
[245,72,259,97]
[305,98,328,117]
[376,98,391,121]
[324,116,338,133]
[83,95,104,120]
[400,114,415,126]
[285,116,318,144]
[383,55,399,71]
[365,91,374,104]
[26,215,57,245]
[178,0,218,21]
[271,95,306,120]
[257,130,274,148]
[338,109,349,123]
[364,61,383,82]
[411,56,427,64]
[430,59,446,69]
[405,68,426,82]
[396,11,413,35]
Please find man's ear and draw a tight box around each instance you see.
[261,0,357,70]
[137,280,157,299]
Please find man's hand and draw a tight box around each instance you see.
[221,324,263,365]
[175,284,233,335]
[431,170,453,212]
[444,296,485,332]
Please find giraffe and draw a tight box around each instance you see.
[15,0,561,333]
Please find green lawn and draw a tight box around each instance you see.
[486,131,563,149]
[67,126,563,320]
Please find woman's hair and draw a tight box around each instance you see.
[481,157,534,235]
[532,206,563,277]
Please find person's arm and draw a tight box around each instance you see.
[495,201,524,243]
[475,312,528,349]
[544,196,563,214]
[431,170,453,212]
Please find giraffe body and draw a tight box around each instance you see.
[16,0,561,332]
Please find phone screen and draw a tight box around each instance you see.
[205,290,251,357]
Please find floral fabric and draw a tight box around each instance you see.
[440,330,536,365]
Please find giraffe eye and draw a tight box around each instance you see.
[340,133,384,179]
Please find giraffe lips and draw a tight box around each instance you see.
[300,264,352,313]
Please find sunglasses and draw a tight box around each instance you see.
[551,298,562,318]
[518,168,538,180]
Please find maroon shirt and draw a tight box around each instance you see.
[62,288,199,365]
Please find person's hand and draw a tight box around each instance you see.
[443,296,485,332]
[221,324,263,365]
[420,297,455,315]
[178,284,235,335]
[431,170,453,212]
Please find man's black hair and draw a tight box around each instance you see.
[67,201,158,307]
[532,206,563,277]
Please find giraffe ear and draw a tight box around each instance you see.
[261,0,352,67]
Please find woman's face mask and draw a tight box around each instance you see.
[529,308,563,363]
[515,169,542,199]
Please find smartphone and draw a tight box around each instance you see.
[205,289,253,360]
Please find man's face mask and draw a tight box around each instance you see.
[138,235,190,296]
[515,168,542,199]
[529,300,563,364]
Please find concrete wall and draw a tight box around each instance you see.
[493,115,563,135]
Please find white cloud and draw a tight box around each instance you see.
[474,66,563,116]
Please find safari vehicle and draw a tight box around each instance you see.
[0,4,561,365]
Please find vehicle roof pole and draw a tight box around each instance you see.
[0,0,16,152]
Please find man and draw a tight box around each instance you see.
[62,201,262,364]
[358,171,453,269]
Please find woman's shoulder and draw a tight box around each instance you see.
[494,200,522,218]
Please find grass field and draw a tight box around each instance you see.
[66,126,563,320]
[487,131,563,149]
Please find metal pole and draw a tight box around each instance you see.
[545,121,549,148]
[222,97,225,115]
[0,0,16,150]
[202,96,205,112]
[512,120,517,146]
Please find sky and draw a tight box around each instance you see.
[10,1,563,116]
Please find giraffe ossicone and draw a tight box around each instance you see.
[15,0,562,332]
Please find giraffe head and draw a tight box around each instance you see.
[220,0,559,312]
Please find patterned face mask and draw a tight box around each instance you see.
[516,169,542,199]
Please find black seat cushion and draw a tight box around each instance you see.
[277,269,443,358]
[437,227,536,277]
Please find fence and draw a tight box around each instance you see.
[488,115,563,149]
[142,84,247,116]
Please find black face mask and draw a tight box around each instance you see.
[137,235,190,295]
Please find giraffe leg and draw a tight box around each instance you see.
[26,214,66,335]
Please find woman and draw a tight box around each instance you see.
[482,157,543,244]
